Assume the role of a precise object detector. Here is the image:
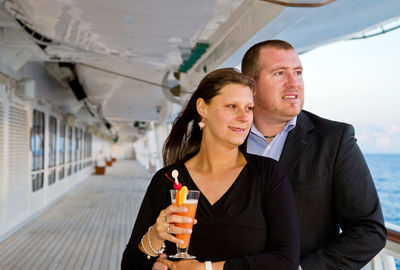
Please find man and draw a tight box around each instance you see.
[241,40,386,269]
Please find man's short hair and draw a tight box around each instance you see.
[241,40,294,80]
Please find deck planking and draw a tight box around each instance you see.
[0,160,152,270]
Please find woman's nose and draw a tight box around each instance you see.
[237,109,250,122]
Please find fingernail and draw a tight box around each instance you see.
[187,229,192,233]
[180,240,184,245]
[182,207,188,212]
[185,218,192,223]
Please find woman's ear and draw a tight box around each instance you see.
[196,98,207,118]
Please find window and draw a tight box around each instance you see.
[48,116,57,185]
[74,127,79,172]
[79,129,83,170]
[59,123,65,165]
[59,122,65,180]
[67,126,73,176]
[31,110,45,191]
[84,132,92,167]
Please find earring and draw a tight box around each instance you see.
[198,118,205,130]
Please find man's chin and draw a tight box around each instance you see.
[284,109,301,119]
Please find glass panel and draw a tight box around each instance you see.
[49,116,57,167]
[59,123,65,165]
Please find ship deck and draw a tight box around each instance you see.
[0,160,151,270]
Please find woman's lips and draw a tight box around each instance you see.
[229,126,246,133]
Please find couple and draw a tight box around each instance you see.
[121,40,386,270]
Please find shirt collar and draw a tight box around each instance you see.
[250,116,297,138]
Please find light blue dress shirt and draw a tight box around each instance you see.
[246,117,297,161]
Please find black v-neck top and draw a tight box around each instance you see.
[121,153,299,270]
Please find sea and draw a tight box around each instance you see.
[364,153,400,269]
[364,153,400,226]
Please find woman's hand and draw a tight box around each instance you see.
[153,204,197,246]
[155,255,203,270]
[151,254,168,270]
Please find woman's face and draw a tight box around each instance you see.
[199,83,254,148]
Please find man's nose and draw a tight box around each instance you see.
[286,72,300,87]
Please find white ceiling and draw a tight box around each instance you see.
[1,0,399,142]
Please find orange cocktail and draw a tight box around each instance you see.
[170,189,200,259]
[175,200,198,248]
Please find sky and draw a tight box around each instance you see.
[299,27,400,154]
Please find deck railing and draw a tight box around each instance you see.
[365,223,400,270]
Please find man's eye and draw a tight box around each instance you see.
[295,70,303,75]
[227,105,235,108]
[246,106,254,111]
[274,71,283,76]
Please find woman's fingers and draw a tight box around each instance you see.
[161,231,185,246]
[153,204,194,245]
[157,257,201,270]
[152,254,168,270]
[157,257,175,269]
[167,224,192,235]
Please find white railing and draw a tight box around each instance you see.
[365,223,400,270]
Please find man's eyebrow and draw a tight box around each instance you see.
[270,66,286,72]
[269,65,303,72]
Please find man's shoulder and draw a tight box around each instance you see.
[300,110,352,131]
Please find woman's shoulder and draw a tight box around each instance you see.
[244,152,281,171]
[243,152,288,185]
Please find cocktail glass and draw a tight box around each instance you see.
[169,189,200,259]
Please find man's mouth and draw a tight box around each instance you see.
[283,95,298,99]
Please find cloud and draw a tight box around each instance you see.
[388,125,400,134]
[376,136,392,148]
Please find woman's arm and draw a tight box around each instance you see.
[121,168,196,269]
[121,169,172,269]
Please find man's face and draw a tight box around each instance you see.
[254,47,304,123]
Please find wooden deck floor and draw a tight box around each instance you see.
[0,160,152,270]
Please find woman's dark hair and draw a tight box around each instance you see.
[162,68,255,166]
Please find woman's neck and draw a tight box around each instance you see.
[189,143,246,173]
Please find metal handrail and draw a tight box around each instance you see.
[388,228,400,244]
[366,223,400,270]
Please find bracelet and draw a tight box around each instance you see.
[205,261,212,270]
[147,225,165,255]
[140,234,157,259]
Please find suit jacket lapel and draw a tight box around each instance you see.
[279,111,314,175]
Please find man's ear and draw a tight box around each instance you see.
[196,98,207,118]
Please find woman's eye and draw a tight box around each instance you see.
[247,106,254,111]
[227,105,235,109]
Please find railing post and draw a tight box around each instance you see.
[382,253,396,270]
[369,252,383,270]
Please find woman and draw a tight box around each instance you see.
[121,68,299,270]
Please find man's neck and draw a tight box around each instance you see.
[253,117,287,138]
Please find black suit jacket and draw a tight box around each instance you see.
[246,110,387,270]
